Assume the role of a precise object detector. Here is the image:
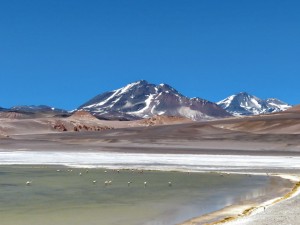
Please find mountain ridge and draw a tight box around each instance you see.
[1,82,293,120]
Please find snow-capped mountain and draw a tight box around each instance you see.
[217,92,291,116]
[78,80,231,121]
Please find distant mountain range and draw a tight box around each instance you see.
[217,92,291,116]
[0,81,293,121]
[11,105,67,114]
[0,105,68,118]
[78,80,230,121]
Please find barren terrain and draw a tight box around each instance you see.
[0,109,299,156]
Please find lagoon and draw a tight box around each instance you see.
[0,166,291,225]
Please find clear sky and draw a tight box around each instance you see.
[0,0,299,110]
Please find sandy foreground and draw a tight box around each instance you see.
[225,191,300,225]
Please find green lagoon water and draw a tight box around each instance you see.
[0,166,287,225]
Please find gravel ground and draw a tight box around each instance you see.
[227,187,300,225]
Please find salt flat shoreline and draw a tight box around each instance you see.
[181,173,300,225]
[0,150,300,225]
[1,151,300,171]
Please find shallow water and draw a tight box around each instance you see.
[0,166,288,225]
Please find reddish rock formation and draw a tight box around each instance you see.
[53,123,67,131]
[52,120,113,132]
[72,124,113,132]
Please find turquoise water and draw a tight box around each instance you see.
[0,166,287,225]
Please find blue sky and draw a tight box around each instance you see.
[0,0,299,109]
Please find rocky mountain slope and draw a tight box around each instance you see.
[78,80,231,121]
[217,92,291,116]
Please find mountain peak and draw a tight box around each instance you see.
[237,92,250,95]
[78,81,230,121]
[131,80,149,85]
[234,92,258,98]
[235,91,250,96]
[217,93,291,116]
